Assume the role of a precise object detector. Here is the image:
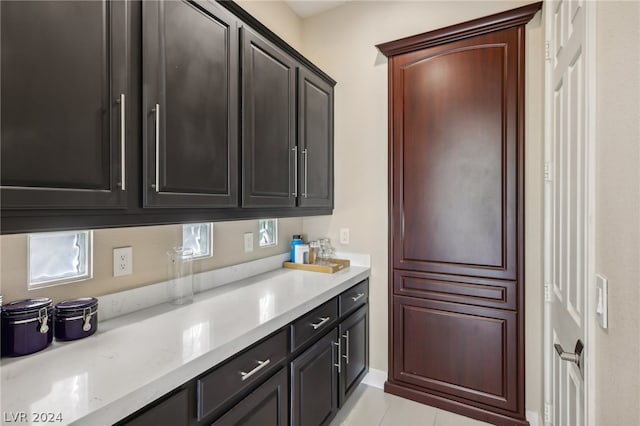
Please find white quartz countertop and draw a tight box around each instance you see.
[0,265,370,425]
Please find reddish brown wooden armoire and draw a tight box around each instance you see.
[377,3,542,425]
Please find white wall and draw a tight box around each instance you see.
[297,0,544,415]
[595,1,640,424]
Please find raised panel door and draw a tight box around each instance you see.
[1,0,128,209]
[143,0,238,208]
[297,67,334,209]
[241,27,297,208]
[290,329,338,426]
[391,29,522,280]
[392,295,518,413]
[338,306,369,407]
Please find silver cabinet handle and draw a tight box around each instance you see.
[152,104,160,192]
[292,146,298,196]
[303,148,308,198]
[342,330,350,364]
[351,293,365,302]
[311,316,330,330]
[239,359,270,381]
[118,94,126,190]
[332,339,341,373]
[554,340,584,377]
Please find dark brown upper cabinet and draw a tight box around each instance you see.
[240,27,297,208]
[0,0,129,210]
[297,68,334,209]
[142,0,238,208]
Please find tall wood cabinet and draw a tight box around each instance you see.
[378,4,541,425]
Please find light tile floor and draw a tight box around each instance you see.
[329,384,493,426]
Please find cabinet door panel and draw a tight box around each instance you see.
[1,0,127,209]
[291,329,338,426]
[120,388,189,426]
[392,296,517,412]
[241,27,296,208]
[143,0,238,208]
[339,306,368,406]
[391,29,521,280]
[298,68,333,208]
[212,368,288,426]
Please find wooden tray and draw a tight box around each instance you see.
[283,258,350,273]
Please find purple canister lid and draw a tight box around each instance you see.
[55,297,98,318]
[1,298,52,318]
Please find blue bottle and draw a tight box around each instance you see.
[291,235,303,262]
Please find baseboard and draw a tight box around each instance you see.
[526,410,540,426]
[362,368,386,389]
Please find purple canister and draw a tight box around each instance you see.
[54,297,98,341]
[1,298,53,357]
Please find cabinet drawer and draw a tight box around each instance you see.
[120,388,189,426]
[291,298,338,351]
[339,280,368,317]
[196,329,288,421]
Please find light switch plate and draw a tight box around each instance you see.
[339,228,350,245]
[595,274,608,329]
[244,232,254,253]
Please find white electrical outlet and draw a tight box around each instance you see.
[339,228,350,244]
[113,247,133,277]
[244,232,254,253]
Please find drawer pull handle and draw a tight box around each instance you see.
[351,293,365,302]
[311,316,330,330]
[342,330,350,364]
[240,359,270,381]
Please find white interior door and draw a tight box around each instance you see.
[544,0,592,425]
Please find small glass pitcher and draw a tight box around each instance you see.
[166,247,194,305]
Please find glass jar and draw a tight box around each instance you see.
[167,247,194,305]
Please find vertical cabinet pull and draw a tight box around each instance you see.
[303,148,308,198]
[152,104,160,192]
[332,339,342,373]
[118,94,126,190]
[342,330,350,364]
[292,146,298,196]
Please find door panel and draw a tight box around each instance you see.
[241,27,296,208]
[392,30,521,280]
[212,368,288,426]
[298,67,334,208]
[290,329,338,426]
[339,306,369,406]
[143,0,238,208]
[393,296,517,412]
[1,0,128,209]
[546,0,588,424]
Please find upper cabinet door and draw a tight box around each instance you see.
[143,0,238,208]
[0,0,128,209]
[241,27,297,208]
[298,68,334,209]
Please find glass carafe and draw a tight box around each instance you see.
[166,247,194,305]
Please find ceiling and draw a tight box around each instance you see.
[284,1,348,18]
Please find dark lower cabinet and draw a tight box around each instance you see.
[143,0,238,208]
[338,306,369,406]
[116,280,368,426]
[212,368,288,426]
[0,0,129,209]
[290,330,339,426]
[121,388,190,426]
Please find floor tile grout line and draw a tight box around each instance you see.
[377,404,392,426]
